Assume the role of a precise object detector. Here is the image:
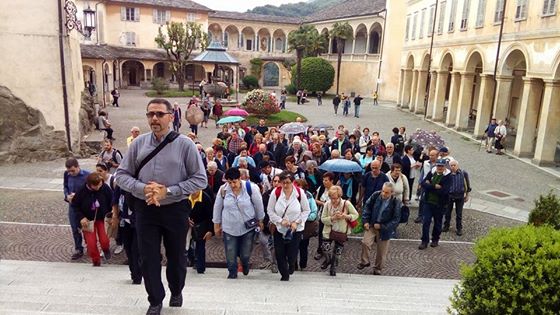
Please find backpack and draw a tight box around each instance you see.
[395,134,405,153]
[220,180,253,199]
[111,149,123,163]
[274,186,302,201]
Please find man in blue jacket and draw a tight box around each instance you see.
[358,182,401,275]
[63,158,90,260]
[419,159,451,250]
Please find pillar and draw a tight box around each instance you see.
[455,72,475,130]
[533,80,560,166]
[426,71,437,119]
[445,72,461,127]
[239,31,243,49]
[514,78,544,157]
[409,70,419,112]
[474,75,496,138]
[432,71,449,121]
[414,70,428,114]
[328,38,333,55]
[397,69,405,106]
[365,33,370,54]
[401,69,413,109]
[254,34,258,51]
[493,75,513,121]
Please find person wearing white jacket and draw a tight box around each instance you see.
[267,171,310,281]
[386,164,410,204]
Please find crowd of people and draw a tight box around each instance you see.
[62,96,474,315]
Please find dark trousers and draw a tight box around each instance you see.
[190,124,198,135]
[421,202,445,243]
[102,127,113,139]
[122,221,141,282]
[297,96,301,104]
[223,230,255,277]
[417,194,425,218]
[316,221,324,254]
[173,122,181,132]
[112,97,119,107]
[68,206,83,252]
[273,230,302,280]
[407,177,415,201]
[333,104,339,114]
[298,238,310,268]
[194,240,206,273]
[445,196,464,231]
[134,199,190,306]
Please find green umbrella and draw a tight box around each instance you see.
[217,116,245,125]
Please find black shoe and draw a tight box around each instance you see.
[242,265,249,276]
[418,243,428,250]
[320,259,330,270]
[357,263,370,270]
[329,269,336,276]
[132,279,142,285]
[456,229,463,236]
[373,269,382,275]
[442,225,450,232]
[414,217,422,224]
[430,241,439,248]
[227,273,237,279]
[71,250,83,260]
[169,294,183,307]
[102,249,111,260]
[313,252,323,260]
[146,304,162,315]
[280,276,289,281]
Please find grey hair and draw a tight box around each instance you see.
[207,161,218,169]
[382,182,395,191]
[306,160,318,169]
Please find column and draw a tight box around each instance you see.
[426,71,437,119]
[328,38,333,55]
[239,31,243,49]
[445,72,461,127]
[401,69,413,109]
[533,80,560,166]
[222,32,226,47]
[473,75,496,138]
[365,33,370,54]
[493,75,513,121]
[397,69,405,106]
[254,34,258,51]
[513,78,544,157]
[455,72,475,130]
[414,70,428,114]
[432,71,449,121]
[409,70,419,112]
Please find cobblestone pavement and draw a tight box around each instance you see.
[0,222,473,280]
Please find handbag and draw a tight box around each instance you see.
[82,206,99,233]
[302,220,319,239]
[328,201,349,243]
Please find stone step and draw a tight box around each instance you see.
[0,260,457,314]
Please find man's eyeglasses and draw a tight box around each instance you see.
[146,111,171,118]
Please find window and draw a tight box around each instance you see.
[187,12,196,22]
[461,0,471,30]
[448,0,457,32]
[494,0,505,23]
[121,7,139,22]
[515,0,528,20]
[124,32,136,46]
[543,0,558,16]
[428,5,435,36]
[438,1,447,34]
[476,0,486,27]
[153,9,170,24]
[246,39,253,50]
[405,15,411,40]
[420,8,426,38]
[412,12,418,40]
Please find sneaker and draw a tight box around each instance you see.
[114,245,124,255]
[146,304,162,315]
[71,250,83,260]
[430,241,439,248]
[356,263,370,270]
[169,294,183,307]
[418,242,428,250]
[227,273,237,279]
[271,264,278,274]
[320,259,330,270]
[456,229,463,236]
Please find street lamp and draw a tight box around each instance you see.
[83,6,95,39]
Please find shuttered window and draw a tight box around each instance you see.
[448,0,457,32]
[153,9,170,24]
[515,0,528,20]
[412,11,418,40]
[476,0,486,27]
[494,0,505,23]
[438,1,447,34]
[121,7,140,22]
[543,0,557,16]
[461,0,471,30]
[405,15,411,40]
[124,32,136,46]
[428,5,435,36]
[420,8,426,38]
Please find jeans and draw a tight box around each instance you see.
[273,230,302,280]
[190,124,198,135]
[343,105,349,116]
[173,123,181,132]
[354,105,361,117]
[421,202,445,243]
[194,240,206,273]
[68,206,84,252]
[223,230,255,277]
[298,238,310,268]
[83,220,110,265]
[445,196,464,231]
[122,221,141,282]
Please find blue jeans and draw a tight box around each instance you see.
[194,240,206,273]
[421,202,445,243]
[354,105,361,117]
[68,206,83,252]
[223,230,255,276]
[343,104,349,116]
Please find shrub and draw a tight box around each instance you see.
[528,191,560,229]
[151,77,169,95]
[249,58,264,78]
[291,57,334,92]
[242,89,280,116]
[449,225,560,314]
[285,83,297,95]
[242,75,259,89]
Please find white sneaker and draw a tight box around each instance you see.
[114,245,124,255]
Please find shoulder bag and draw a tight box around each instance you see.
[328,201,349,243]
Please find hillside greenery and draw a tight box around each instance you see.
[247,0,339,17]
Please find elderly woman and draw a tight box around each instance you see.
[71,172,113,266]
[214,146,229,172]
[203,147,216,168]
[267,172,311,281]
[310,142,328,165]
[304,160,323,195]
[386,163,410,204]
[287,137,305,164]
[248,133,264,156]
[213,168,265,279]
[232,147,256,168]
[313,172,336,260]
[321,185,359,276]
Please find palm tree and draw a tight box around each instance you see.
[305,29,327,57]
[288,25,316,90]
[330,22,354,95]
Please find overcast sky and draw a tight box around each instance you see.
[195,0,304,12]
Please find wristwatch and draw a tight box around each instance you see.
[166,187,172,196]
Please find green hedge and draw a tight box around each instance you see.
[291,57,334,92]
[528,192,560,229]
[450,225,560,314]
[242,75,259,89]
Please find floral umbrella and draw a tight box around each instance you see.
[280,122,307,135]
[225,108,249,117]
[409,129,445,149]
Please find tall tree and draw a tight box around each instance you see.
[305,29,328,57]
[330,22,354,95]
[155,22,208,91]
[288,25,323,90]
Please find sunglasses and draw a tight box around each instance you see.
[146,111,171,118]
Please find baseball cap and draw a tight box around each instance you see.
[439,147,449,153]
[435,159,446,166]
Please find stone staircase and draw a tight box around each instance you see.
[0,260,457,314]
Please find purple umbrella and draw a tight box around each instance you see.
[409,129,445,149]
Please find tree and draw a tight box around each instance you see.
[330,22,354,95]
[288,25,310,91]
[155,22,208,91]
[305,29,328,57]
[290,57,334,92]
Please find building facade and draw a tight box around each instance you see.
[398,0,560,166]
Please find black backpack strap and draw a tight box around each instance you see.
[134,131,180,178]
